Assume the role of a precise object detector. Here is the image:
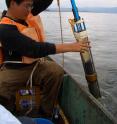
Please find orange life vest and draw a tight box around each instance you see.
[0,13,45,64]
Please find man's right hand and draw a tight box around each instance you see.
[55,41,91,54]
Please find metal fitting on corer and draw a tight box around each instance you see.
[85,73,97,83]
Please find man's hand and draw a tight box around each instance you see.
[55,41,91,54]
[71,41,91,53]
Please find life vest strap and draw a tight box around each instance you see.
[1,61,36,69]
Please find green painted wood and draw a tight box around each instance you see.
[59,74,116,124]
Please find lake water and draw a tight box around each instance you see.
[41,11,117,120]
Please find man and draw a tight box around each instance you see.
[0,0,90,117]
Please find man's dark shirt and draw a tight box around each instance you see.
[0,0,56,62]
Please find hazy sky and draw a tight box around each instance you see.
[0,0,117,11]
[50,0,117,8]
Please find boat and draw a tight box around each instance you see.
[58,65,117,124]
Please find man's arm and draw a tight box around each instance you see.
[0,24,56,58]
[0,25,90,59]
[31,0,53,16]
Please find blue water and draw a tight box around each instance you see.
[41,12,117,120]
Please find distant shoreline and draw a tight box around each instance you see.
[46,7,117,14]
[45,10,117,14]
[1,7,117,15]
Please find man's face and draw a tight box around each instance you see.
[11,0,33,20]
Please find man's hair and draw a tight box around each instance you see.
[5,0,24,8]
